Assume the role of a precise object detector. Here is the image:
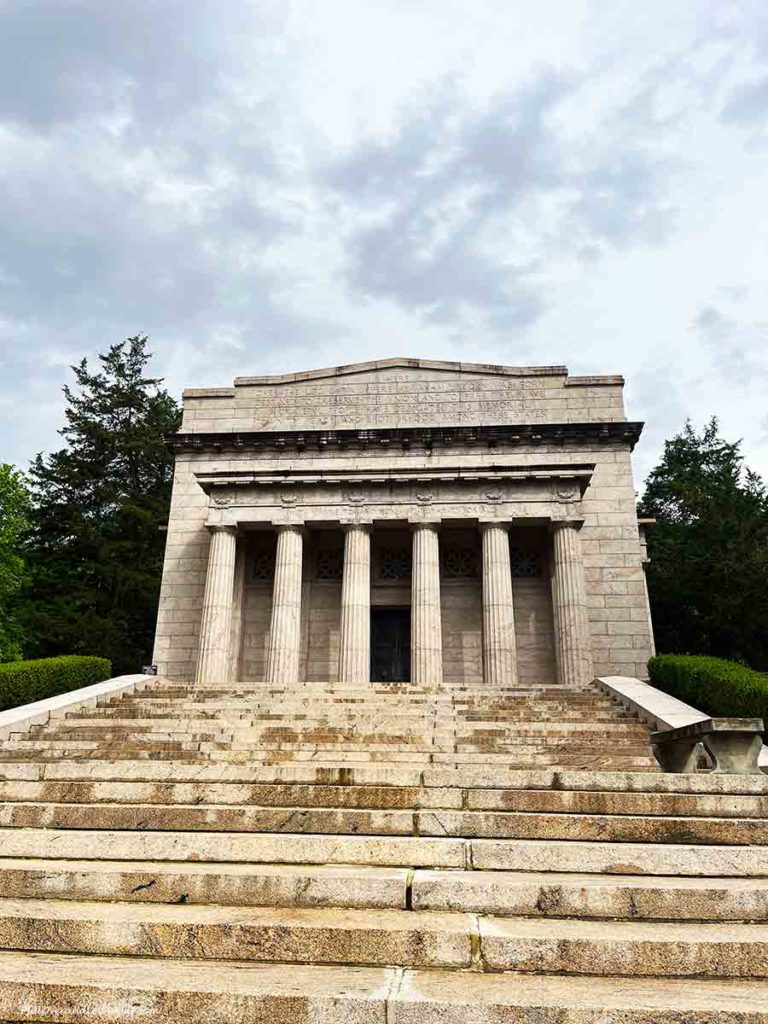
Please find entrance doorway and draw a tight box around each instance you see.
[370,608,411,682]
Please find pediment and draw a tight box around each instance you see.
[234,357,567,388]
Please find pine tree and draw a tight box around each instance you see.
[639,419,768,670]
[0,464,31,662]
[21,337,181,674]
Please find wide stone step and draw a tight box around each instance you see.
[0,858,411,908]
[3,828,767,876]
[0,899,474,968]
[477,915,768,978]
[0,780,764,819]
[30,718,649,735]
[2,899,767,978]
[4,856,767,922]
[413,869,768,921]
[2,761,748,793]
[0,746,658,768]
[2,801,758,842]
[1,952,767,1023]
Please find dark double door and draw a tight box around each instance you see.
[370,608,411,682]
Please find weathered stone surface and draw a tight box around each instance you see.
[478,916,768,977]
[0,951,393,1023]
[391,969,768,1022]
[412,869,768,921]
[470,838,768,877]
[0,828,469,867]
[0,900,473,968]
[0,859,410,909]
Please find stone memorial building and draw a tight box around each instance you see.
[153,358,654,687]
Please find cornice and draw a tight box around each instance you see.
[167,421,643,454]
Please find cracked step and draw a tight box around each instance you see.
[0,859,411,909]
[412,868,768,920]
[0,952,767,1023]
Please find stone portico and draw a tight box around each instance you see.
[153,358,654,686]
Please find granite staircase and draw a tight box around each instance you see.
[0,678,766,1021]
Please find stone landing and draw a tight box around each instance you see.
[0,678,766,1021]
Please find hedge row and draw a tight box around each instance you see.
[0,655,112,713]
[648,654,768,726]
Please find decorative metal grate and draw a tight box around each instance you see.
[510,546,544,578]
[251,549,276,582]
[378,546,412,582]
[315,549,344,581]
[441,546,479,579]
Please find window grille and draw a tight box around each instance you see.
[441,546,479,579]
[510,546,544,578]
[378,546,412,581]
[315,549,344,581]
[251,549,276,582]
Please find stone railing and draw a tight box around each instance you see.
[0,674,158,741]
[596,675,768,774]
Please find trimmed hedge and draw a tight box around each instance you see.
[648,654,768,726]
[0,655,112,713]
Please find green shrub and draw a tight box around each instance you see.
[648,654,768,726]
[0,655,112,712]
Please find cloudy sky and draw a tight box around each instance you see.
[1,0,767,485]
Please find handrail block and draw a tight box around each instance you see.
[651,717,765,775]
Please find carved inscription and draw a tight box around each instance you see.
[233,371,561,431]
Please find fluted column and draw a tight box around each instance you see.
[481,523,518,687]
[196,525,238,684]
[551,520,593,688]
[411,523,442,687]
[339,524,371,683]
[266,525,304,683]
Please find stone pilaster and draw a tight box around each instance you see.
[411,523,442,687]
[481,522,518,687]
[195,525,238,684]
[339,524,371,683]
[551,520,593,688]
[266,525,304,683]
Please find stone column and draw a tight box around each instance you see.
[339,524,371,683]
[266,525,304,683]
[196,524,238,684]
[551,520,593,688]
[481,522,518,687]
[228,538,247,682]
[411,523,443,687]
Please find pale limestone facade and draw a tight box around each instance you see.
[153,358,654,686]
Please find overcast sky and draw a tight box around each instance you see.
[1,1,767,486]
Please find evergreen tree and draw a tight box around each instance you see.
[0,464,31,662]
[21,337,181,674]
[639,419,768,670]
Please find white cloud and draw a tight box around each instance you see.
[0,0,767,487]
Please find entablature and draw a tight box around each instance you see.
[168,420,643,455]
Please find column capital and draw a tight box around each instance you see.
[340,521,373,531]
[409,519,441,531]
[478,520,511,531]
[273,522,306,536]
[549,517,585,532]
[206,523,238,536]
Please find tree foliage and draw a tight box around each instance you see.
[0,464,31,661]
[639,418,768,670]
[20,336,181,674]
